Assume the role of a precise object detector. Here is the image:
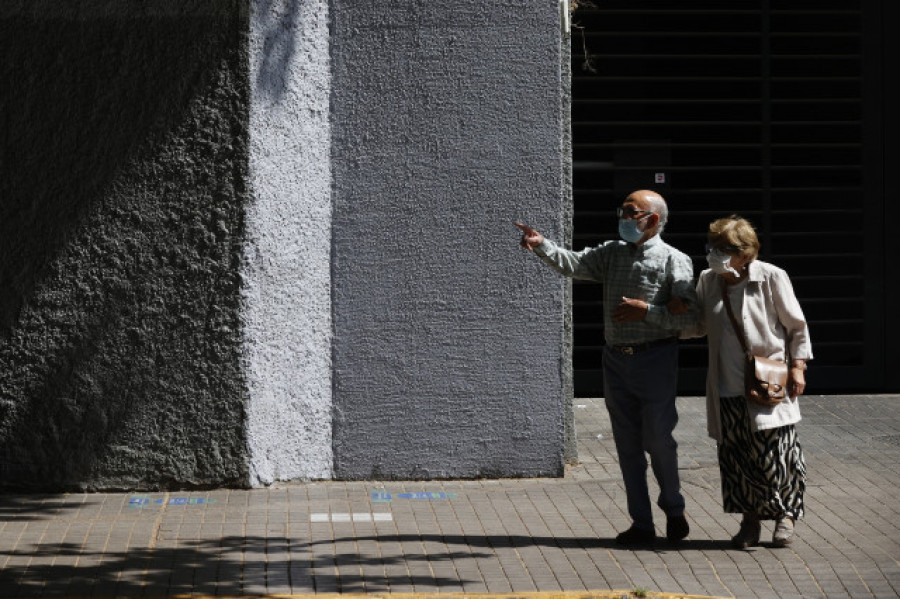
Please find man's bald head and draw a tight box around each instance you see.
[625,190,669,235]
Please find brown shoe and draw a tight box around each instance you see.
[731,513,761,549]
[773,517,795,547]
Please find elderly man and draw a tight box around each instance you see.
[516,190,698,545]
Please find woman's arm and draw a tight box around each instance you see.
[771,267,812,397]
[771,268,812,361]
[672,272,708,339]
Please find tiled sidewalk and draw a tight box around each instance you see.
[1,395,898,598]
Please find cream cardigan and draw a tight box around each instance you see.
[681,260,813,442]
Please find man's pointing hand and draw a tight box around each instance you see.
[515,222,544,252]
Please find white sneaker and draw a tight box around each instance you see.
[773,517,795,547]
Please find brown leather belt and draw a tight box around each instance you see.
[610,337,678,355]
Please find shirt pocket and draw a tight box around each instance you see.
[634,266,668,304]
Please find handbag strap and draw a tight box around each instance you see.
[721,278,750,356]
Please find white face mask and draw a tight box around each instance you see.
[706,249,740,277]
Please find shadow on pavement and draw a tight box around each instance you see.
[325,533,737,553]
[0,536,490,595]
[0,495,97,522]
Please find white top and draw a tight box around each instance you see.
[719,279,749,398]
[681,260,813,442]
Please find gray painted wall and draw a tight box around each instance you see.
[330,0,570,479]
[245,0,333,485]
[0,2,250,490]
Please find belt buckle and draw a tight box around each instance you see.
[621,346,635,355]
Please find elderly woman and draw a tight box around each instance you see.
[672,216,812,548]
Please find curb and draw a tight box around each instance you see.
[9,592,731,599]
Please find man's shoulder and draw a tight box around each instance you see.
[596,239,627,248]
[655,238,693,261]
[586,239,627,253]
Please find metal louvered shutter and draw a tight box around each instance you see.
[569,0,885,395]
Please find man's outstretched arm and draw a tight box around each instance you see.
[515,221,606,281]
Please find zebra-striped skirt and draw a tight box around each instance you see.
[718,396,806,520]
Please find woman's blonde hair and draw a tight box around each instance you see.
[708,215,760,262]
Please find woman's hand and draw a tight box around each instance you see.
[788,367,806,397]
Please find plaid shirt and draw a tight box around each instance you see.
[535,234,699,345]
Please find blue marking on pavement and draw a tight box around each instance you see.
[371,491,457,502]
[128,495,216,508]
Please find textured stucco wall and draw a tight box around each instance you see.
[0,0,569,490]
[330,0,570,479]
[244,0,333,485]
[0,2,250,490]
[560,4,576,464]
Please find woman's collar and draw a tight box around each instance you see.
[747,260,764,282]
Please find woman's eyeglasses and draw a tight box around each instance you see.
[705,243,744,254]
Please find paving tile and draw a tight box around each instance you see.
[1,395,900,598]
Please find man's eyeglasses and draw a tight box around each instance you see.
[616,207,652,220]
[705,243,745,254]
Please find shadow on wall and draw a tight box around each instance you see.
[253,0,302,103]
[0,6,250,490]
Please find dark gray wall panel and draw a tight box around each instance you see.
[331,0,569,479]
[0,3,250,490]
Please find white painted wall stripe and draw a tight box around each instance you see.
[246,0,333,485]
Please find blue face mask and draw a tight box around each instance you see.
[618,218,646,244]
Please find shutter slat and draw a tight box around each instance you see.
[570,0,864,395]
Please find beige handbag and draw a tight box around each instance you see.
[721,281,788,407]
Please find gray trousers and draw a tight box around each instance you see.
[603,342,685,531]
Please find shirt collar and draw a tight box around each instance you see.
[747,260,764,282]
[635,233,662,251]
